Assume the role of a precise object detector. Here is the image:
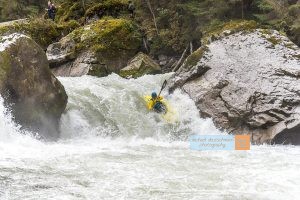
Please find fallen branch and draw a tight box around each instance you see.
[190,41,193,55]
[172,45,189,72]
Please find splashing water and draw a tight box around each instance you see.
[0,74,299,200]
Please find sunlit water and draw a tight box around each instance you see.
[0,74,299,200]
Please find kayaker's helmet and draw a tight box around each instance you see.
[151,92,157,99]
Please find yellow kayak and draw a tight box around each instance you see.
[143,95,178,123]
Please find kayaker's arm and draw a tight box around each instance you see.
[148,101,154,110]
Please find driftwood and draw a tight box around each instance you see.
[143,37,149,53]
[190,41,193,55]
[172,45,189,72]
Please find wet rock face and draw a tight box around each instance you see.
[0,33,68,140]
[50,51,108,77]
[169,29,300,145]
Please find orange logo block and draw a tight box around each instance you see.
[235,135,251,150]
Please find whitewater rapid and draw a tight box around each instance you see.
[0,74,300,200]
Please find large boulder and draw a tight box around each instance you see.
[120,52,161,78]
[0,33,68,140]
[46,19,142,77]
[168,29,300,145]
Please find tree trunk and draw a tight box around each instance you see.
[145,0,159,35]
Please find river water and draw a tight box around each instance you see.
[0,74,299,200]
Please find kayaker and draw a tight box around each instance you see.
[148,92,166,114]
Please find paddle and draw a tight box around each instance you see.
[157,80,167,98]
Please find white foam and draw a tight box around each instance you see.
[0,33,28,52]
[0,74,299,199]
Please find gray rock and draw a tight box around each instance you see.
[46,37,76,67]
[0,33,68,140]
[158,55,168,66]
[169,29,300,145]
[51,51,108,77]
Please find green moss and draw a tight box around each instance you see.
[202,20,258,45]
[292,54,300,60]
[69,18,142,54]
[260,29,272,35]
[0,50,12,82]
[284,43,297,50]
[267,36,281,46]
[259,29,283,47]
[0,19,80,49]
[184,46,208,68]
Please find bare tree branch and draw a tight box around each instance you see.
[145,0,159,35]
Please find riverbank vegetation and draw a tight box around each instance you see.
[0,0,299,57]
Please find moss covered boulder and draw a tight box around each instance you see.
[120,52,161,78]
[47,18,142,77]
[0,18,80,49]
[0,33,68,140]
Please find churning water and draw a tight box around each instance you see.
[0,74,299,200]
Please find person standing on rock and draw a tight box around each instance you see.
[47,0,56,21]
[128,1,135,18]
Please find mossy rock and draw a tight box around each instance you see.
[183,46,208,70]
[120,52,161,78]
[69,18,141,71]
[266,35,282,46]
[68,18,141,52]
[0,19,80,49]
[48,18,142,76]
[202,20,258,45]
